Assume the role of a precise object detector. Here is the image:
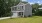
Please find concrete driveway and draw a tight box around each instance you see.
[0,17,10,20]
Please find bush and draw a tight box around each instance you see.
[35,11,42,16]
[28,15,32,17]
[24,15,27,18]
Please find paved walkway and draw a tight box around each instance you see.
[0,17,10,20]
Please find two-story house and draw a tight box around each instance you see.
[11,2,32,18]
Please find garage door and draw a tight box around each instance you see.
[12,12,18,17]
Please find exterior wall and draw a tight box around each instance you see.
[24,4,32,16]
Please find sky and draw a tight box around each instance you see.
[22,0,42,5]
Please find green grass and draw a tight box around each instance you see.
[0,16,42,23]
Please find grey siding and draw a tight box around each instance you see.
[16,4,25,11]
[24,4,32,16]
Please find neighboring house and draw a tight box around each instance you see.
[38,8,42,11]
[38,8,42,9]
[11,2,32,18]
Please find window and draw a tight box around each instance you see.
[17,6,24,11]
[14,7,17,10]
[12,8,14,11]
[22,6,23,9]
[12,7,17,11]
[20,6,23,9]
[18,12,23,16]
[17,7,20,10]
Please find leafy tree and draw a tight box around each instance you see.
[32,3,39,13]
[39,4,42,7]
[35,11,42,16]
[32,3,42,16]
[32,3,39,9]
[0,0,20,17]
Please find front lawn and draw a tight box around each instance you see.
[0,16,42,23]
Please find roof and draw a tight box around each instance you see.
[17,2,27,6]
[38,8,42,9]
[11,2,31,7]
[17,2,30,6]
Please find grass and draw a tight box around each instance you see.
[0,16,42,23]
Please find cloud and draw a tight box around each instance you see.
[37,1,41,5]
[22,0,42,5]
[22,0,27,1]
[30,3,34,4]
[29,2,34,5]
[29,2,41,5]
[37,1,40,3]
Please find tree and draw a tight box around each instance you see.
[32,3,39,8]
[35,10,42,16]
[0,0,20,17]
[32,3,42,16]
[39,4,42,7]
[32,3,40,15]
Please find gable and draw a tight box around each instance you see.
[17,2,26,6]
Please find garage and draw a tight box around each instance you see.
[12,12,18,17]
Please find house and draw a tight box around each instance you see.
[38,8,42,11]
[11,2,32,18]
[38,8,42,9]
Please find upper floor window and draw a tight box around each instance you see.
[22,6,23,9]
[17,6,20,11]
[19,6,24,10]
[12,7,17,11]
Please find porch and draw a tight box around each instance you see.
[12,12,24,18]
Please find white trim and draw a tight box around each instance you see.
[12,11,24,12]
[17,5,24,6]
[21,12,24,17]
[24,5,25,11]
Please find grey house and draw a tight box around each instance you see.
[11,2,32,18]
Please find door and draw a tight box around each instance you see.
[12,12,18,17]
[18,12,23,17]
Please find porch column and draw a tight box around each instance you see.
[21,12,22,17]
[23,12,24,17]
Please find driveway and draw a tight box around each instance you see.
[0,17,10,20]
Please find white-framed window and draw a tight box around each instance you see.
[22,6,23,9]
[20,6,24,10]
[17,7,20,11]
[18,12,23,16]
[12,7,17,11]
[17,6,24,11]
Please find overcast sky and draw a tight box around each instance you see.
[22,0,42,5]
